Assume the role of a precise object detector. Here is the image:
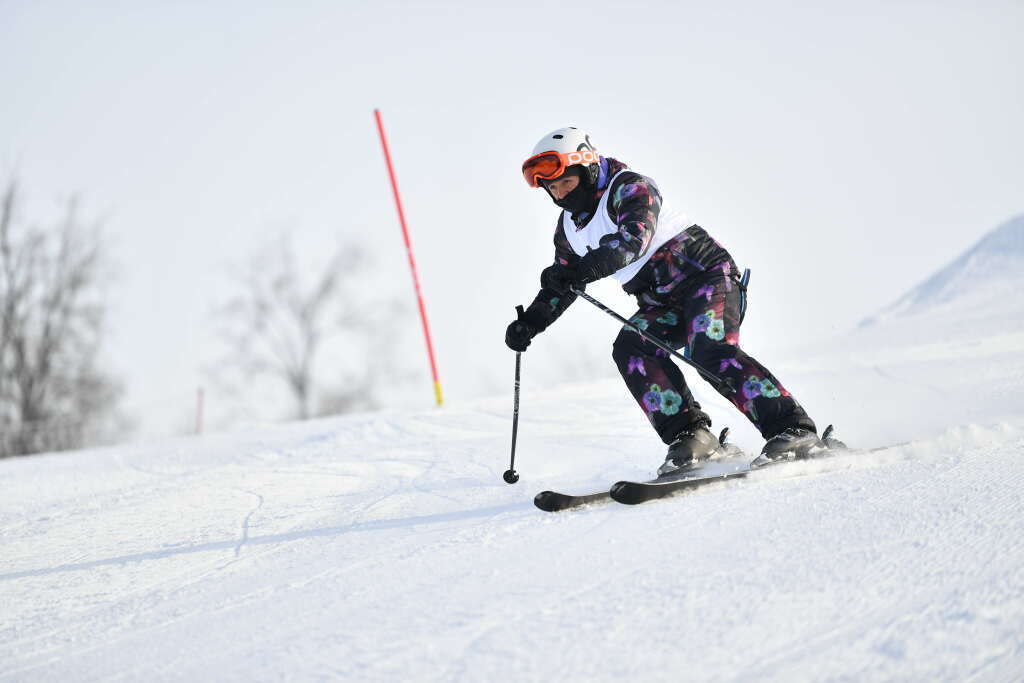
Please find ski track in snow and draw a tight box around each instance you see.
[3,312,1024,680]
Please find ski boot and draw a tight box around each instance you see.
[657,422,720,477]
[760,426,822,461]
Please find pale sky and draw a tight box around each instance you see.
[3,0,1022,438]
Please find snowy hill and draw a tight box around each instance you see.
[861,214,1024,327]
[3,269,1024,680]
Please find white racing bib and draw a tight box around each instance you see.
[561,170,691,285]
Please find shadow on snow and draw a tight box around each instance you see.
[1,501,530,582]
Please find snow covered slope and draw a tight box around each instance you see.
[3,232,1024,680]
[861,213,1024,327]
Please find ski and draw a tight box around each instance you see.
[533,489,612,512]
[618,426,907,507]
[533,428,748,512]
[533,461,750,512]
[609,458,752,505]
[533,426,899,511]
[608,427,851,507]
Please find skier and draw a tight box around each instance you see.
[506,127,825,476]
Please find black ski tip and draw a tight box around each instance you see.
[535,489,613,512]
[533,491,562,512]
[609,481,647,505]
[535,490,591,512]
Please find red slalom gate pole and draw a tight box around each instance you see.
[373,109,444,407]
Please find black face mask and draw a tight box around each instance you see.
[544,166,597,217]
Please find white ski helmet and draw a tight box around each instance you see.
[521,126,601,188]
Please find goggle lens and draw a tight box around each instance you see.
[521,153,564,187]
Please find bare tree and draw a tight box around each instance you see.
[212,234,406,422]
[0,179,121,457]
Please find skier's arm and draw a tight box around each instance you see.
[521,221,579,332]
[575,172,663,282]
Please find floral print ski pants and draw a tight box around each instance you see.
[612,273,815,444]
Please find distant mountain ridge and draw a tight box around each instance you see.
[861,214,1024,326]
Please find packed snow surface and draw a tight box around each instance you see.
[3,272,1024,680]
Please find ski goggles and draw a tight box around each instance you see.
[521,149,600,187]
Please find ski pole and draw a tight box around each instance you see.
[503,306,525,484]
[569,286,737,396]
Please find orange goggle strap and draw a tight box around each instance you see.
[521,149,600,187]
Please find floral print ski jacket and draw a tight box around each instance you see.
[523,157,736,332]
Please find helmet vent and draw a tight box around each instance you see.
[553,134,563,139]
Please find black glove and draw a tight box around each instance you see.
[540,262,582,295]
[505,306,541,352]
[541,253,607,295]
[574,251,608,286]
